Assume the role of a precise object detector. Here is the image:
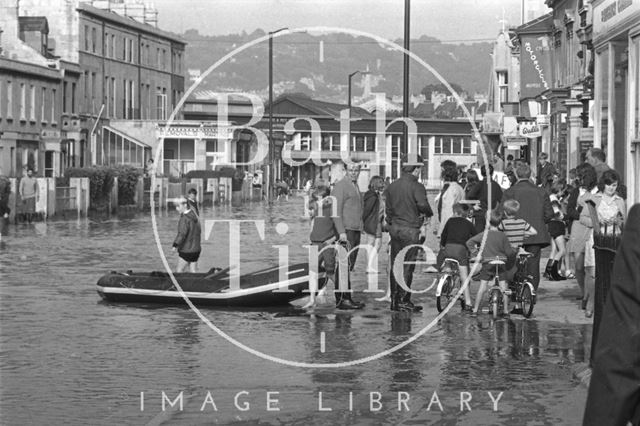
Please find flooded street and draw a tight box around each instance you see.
[0,197,590,425]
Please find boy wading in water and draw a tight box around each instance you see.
[172,196,202,273]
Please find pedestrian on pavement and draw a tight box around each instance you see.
[329,160,365,310]
[536,152,556,193]
[580,170,627,318]
[501,163,554,293]
[172,196,202,273]
[362,175,385,275]
[585,147,610,181]
[384,154,434,312]
[568,164,598,310]
[583,203,640,426]
[493,152,505,172]
[18,169,39,223]
[437,163,465,238]
[544,179,569,281]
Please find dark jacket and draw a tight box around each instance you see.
[186,198,199,217]
[476,179,503,211]
[362,189,381,235]
[173,210,201,253]
[501,179,554,247]
[584,204,640,426]
[384,172,433,229]
[310,198,339,243]
[536,161,556,190]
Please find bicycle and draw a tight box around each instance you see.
[509,251,536,318]
[435,258,467,312]
[480,253,535,319]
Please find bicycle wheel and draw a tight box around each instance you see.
[436,276,453,313]
[490,289,501,320]
[520,283,534,318]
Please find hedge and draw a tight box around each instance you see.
[65,166,142,208]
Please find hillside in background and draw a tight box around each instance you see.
[181,29,493,102]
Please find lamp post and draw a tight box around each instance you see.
[347,70,369,156]
[267,27,288,203]
[402,0,410,156]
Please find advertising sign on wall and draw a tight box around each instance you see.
[520,34,553,99]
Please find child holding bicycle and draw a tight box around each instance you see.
[466,208,517,317]
[439,203,476,309]
[305,184,341,308]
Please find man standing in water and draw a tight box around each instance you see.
[330,160,365,310]
[384,155,433,312]
[172,196,202,273]
[18,169,38,223]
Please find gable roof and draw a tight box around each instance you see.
[513,12,553,35]
[270,95,373,118]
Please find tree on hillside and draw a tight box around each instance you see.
[420,82,466,99]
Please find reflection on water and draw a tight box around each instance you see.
[0,199,588,425]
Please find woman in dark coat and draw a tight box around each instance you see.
[583,203,640,425]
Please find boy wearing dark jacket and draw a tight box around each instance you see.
[172,196,202,273]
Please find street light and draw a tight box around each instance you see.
[347,70,370,156]
[267,27,288,203]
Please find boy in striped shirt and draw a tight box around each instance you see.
[498,199,537,250]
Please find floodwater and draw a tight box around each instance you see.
[0,197,590,425]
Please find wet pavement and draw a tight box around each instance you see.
[0,196,591,425]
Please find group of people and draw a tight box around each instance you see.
[307,156,432,311]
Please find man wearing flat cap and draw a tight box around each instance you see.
[383,154,433,312]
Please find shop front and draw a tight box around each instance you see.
[592,0,640,206]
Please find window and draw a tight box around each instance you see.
[434,136,471,154]
[156,87,166,120]
[123,78,128,119]
[299,133,311,150]
[91,27,97,53]
[29,85,36,121]
[7,81,12,119]
[91,72,96,107]
[462,136,472,154]
[20,83,26,120]
[105,32,109,57]
[71,82,76,114]
[41,87,46,122]
[51,88,56,122]
[62,81,68,113]
[128,38,134,63]
[112,77,116,117]
[321,134,332,150]
[162,49,166,70]
[497,71,508,104]
[111,34,116,58]
[84,72,89,106]
[104,76,110,117]
[129,80,135,118]
[122,37,127,61]
[84,25,89,51]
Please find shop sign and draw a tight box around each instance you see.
[520,34,552,98]
[594,0,639,35]
[519,122,542,138]
[157,125,234,140]
[536,114,550,126]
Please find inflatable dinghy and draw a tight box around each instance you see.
[96,263,327,307]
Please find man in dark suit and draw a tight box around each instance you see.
[502,163,554,293]
[536,152,556,193]
[584,204,640,425]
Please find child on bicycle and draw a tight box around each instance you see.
[466,208,517,317]
[439,203,476,309]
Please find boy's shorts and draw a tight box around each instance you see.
[437,243,470,267]
[311,240,337,275]
[474,256,516,281]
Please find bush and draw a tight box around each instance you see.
[66,166,116,209]
[113,165,142,205]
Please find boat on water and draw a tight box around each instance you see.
[96,263,328,307]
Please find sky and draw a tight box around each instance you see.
[153,0,550,42]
